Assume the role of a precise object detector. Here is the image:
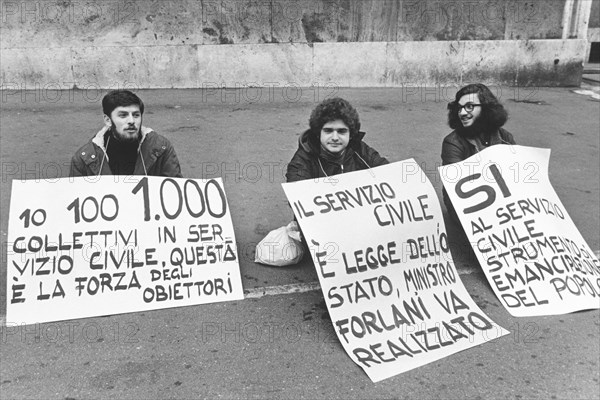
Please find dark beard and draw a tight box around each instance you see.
[109,123,141,143]
[456,117,489,140]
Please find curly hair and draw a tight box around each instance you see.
[447,83,508,131]
[102,90,145,117]
[308,97,361,144]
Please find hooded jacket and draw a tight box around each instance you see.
[441,127,516,221]
[286,129,389,182]
[70,126,182,178]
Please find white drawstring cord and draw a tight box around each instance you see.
[318,159,329,177]
[97,135,110,177]
[138,129,149,176]
[139,149,148,176]
[318,152,376,178]
[355,153,375,178]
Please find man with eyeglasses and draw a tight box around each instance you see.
[441,83,516,222]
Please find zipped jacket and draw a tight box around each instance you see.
[70,126,182,178]
[286,129,389,182]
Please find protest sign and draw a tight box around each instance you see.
[7,176,244,325]
[282,161,508,382]
[440,145,600,317]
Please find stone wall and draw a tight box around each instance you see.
[590,0,599,28]
[0,0,588,88]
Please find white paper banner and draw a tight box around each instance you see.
[283,160,508,382]
[6,176,244,325]
[439,145,600,317]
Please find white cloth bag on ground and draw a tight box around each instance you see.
[255,221,304,266]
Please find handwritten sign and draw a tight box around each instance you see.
[282,161,508,382]
[439,145,600,317]
[7,176,244,325]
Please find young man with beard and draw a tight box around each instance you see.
[441,83,516,222]
[286,97,388,182]
[70,90,182,177]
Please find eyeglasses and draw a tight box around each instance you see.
[448,102,482,113]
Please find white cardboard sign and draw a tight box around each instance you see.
[6,176,244,325]
[282,160,508,382]
[440,145,600,317]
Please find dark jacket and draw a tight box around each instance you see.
[286,129,389,182]
[70,126,182,177]
[441,127,516,221]
[441,127,516,166]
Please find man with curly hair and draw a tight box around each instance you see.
[441,83,516,222]
[286,97,388,182]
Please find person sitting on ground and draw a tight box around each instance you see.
[70,90,182,177]
[441,83,516,222]
[286,97,389,182]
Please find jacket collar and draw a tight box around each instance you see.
[91,125,153,159]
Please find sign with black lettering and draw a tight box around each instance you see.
[440,145,600,316]
[7,176,244,325]
[282,160,507,382]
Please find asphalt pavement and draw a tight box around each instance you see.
[0,82,599,399]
